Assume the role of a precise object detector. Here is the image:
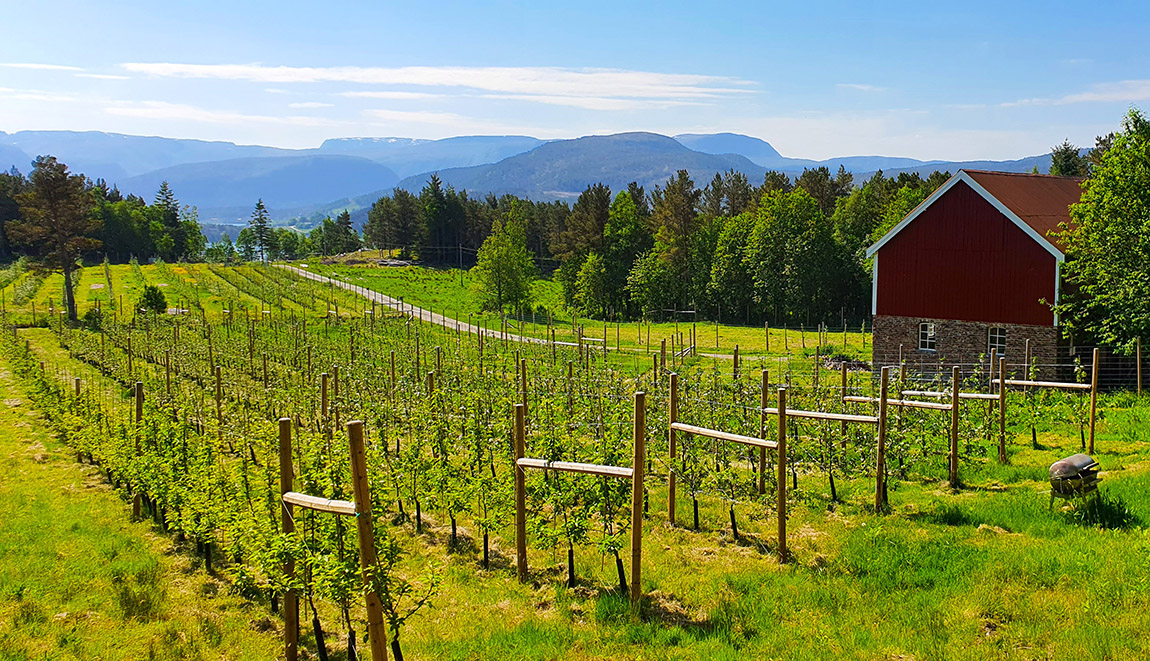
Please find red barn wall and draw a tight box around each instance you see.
[875,181,1057,327]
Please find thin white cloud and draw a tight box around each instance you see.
[480,93,707,111]
[1004,79,1150,107]
[0,62,84,71]
[340,90,441,100]
[837,83,886,92]
[0,87,76,102]
[105,101,343,127]
[121,63,755,103]
[289,101,334,108]
[264,88,289,94]
[364,109,471,125]
[75,73,130,80]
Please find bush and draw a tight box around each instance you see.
[138,284,167,314]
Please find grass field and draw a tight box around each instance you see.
[0,347,280,659]
[300,260,871,360]
[3,261,1150,659]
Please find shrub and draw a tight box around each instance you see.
[138,284,168,314]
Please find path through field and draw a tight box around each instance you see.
[280,264,749,361]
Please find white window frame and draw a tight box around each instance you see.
[918,322,937,351]
[988,327,1007,357]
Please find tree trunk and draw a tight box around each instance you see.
[63,264,77,322]
[729,505,739,540]
[391,638,404,661]
[614,551,628,595]
[567,545,576,588]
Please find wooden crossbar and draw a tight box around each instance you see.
[762,407,879,424]
[843,395,953,411]
[516,457,634,479]
[669,422,779,449]
[283,491,356,516]
[902,389,999,401]
[993,378,1092,391]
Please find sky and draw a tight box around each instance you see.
[1,0,1148,161]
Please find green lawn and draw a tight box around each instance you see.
[299,261,871,360]
[0,351,280,659]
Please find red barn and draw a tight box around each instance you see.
[866,169,1083,369]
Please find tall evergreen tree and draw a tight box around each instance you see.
[9,156,99,322]
[1050,139,1089,177]
[248,198,272,262]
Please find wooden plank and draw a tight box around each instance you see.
[670,422,779,449]
[348,421,390,661]
[761,408,879,424]
[993,378,1092,390]
[282,491,356,517]
[901,389,999,401]
[517,457,634,479]
[279,419,298,661]
[843,396,953,411]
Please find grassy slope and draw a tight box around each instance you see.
[0,354,280,660]
[301,261,871,360]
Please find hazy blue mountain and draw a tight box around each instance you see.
[120,155,398,222]
[0,142,31,173]
[874,153,1057,179]
[397,132,767,200]
[674,133,785,165]
[319,135,545,177]
[1,130,299,179]
[674,132,938,173]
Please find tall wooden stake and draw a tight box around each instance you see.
[776,387,787,562]
[668,372,678,524]
[998,357,1007,463]
[949,365,960,488]
[875,367,889,512]
[1089,347,1099,454]
[630,391,645,609]
[348,421,389,661]
[514,404,527,583]
[278,418,299,661]
[758,370,767,495]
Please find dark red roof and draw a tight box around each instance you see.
[964,170,1083,253]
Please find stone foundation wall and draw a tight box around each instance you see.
[872,315,1058,376]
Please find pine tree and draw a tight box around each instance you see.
[248,198,271,262]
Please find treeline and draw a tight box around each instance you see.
[363,167,951,324]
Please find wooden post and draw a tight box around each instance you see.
[347,421,389,661]
[949,365,960,488]
[74,377,81,397]
[133,381,144,519]
[630,391,645,609]
[660,339,666,372]
[758,370,767,495]
[520,357,528,416]
[813,346,820,389]
[998,357,1007,463]
[1138,338,1142,397]
[165,350,171,395]
[321,372,330,419]
[566,361,574,412]
[135,380,144,424]
[278,419,299,661]
[668,372,678,525]
[214,366,223,437]
[764,322,769,352]
[733,345,740,379]
[1089,347,1099,454]
[875,367,889,512]
[776,387,787,563]
[389,351,396,396]
[514,404,527,583]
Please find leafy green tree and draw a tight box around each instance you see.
[626,247,676,318]
[9,156,99,322]
[553,183,611,306]
[650,170,701,306]
[471,203,536,314]
[1056,108,1150,349]
[0,167,29,260]
[138,283,167,314]
[707,214,756,319]
[205,233,237,263]
[601,191,653,317]
[236,227,258,262]
[332,209,361,254]
[1050,139,1089,177]
[573,252,609,317]
[248,199,272,262]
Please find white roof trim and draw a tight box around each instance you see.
[865,170,1065,262]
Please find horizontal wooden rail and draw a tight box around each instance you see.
[283,491,356,516]
[843,395,953,411]
[670,422,779,449]
[993,378,1092,391]
[902,389,999,401]
[762,407,879,424]
[516,457,634,479]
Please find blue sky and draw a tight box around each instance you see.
[1,0,1148,160]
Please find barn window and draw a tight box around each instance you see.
[988,327,1007,356]
[918,323,936,351]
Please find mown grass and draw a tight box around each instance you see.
[301,261,871,360]
[0,354,280,659]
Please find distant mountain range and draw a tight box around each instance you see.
[0,129,1061,226]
